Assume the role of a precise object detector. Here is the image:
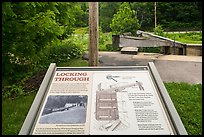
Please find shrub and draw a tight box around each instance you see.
[110,2,140,36]
[139,47,161,53]
[106,44,121,51]
[154,24,165,36]
[48,41,84,64]
[73,27,88,35]
[99,28,113,51]
[35,39,86,70]
[2,84,24,99]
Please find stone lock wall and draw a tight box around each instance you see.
[186,45,202,56]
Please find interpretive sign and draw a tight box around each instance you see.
[19,62,188,135]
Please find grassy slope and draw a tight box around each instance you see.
[164,32,202,44]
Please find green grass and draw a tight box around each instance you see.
[57,58,88,67]
[164,32,202,44]
[2,92,36,135]
[164,82,202,135]
[73,27,88,35]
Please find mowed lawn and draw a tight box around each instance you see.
[2,92,36,135]
[164,82,202,135]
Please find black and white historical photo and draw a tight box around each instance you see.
[39,95,88,124]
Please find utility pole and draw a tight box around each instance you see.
[89,2,99,66]
[154,2,157,32]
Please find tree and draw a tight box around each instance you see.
[110,2,140,36]
[157,2,202,31]
[74,2,89,27]
[2,2,78,81]
[99,2,121,32]
[129,2,154,31]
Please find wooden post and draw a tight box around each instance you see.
[154,2,157,32]
[89,2,99,66]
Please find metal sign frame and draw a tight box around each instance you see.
[19,62,188,135]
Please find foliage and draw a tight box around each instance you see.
[2,85,24,99]
[99,28,113,51]
[129,2,154,31]
[73,27,88,35]
[72,27,89,51]
[74,2,89,27]
[154,24,165,36]
[49,42,84,61]
[2,71,35,99]
[2,1,202,101]
[105,44,121,52]
[110,2,140,36]
[32,27,88,70]
[124,2,202,31]
[71,27,113,52]
[37,40,86,68]
[164,82,202,135]
[165,32,202,44]
[2,2,83,85]
[138,47,161,53]
[157,2,202,31]
[99,2,121,32]
[70,28,89,51]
